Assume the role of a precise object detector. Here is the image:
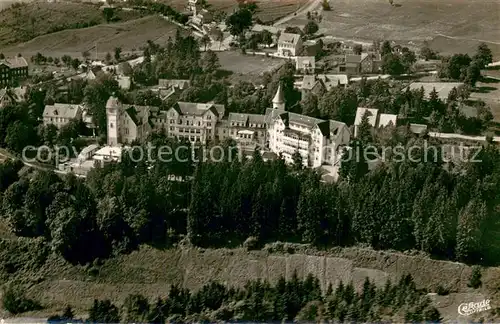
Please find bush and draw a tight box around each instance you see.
[468,266,482,289]
[243,236,259,250]
[122,294,150,323]
[2,285,42,314]
[88,299,120,323]
[436,285,449,296]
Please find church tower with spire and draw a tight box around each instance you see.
[272,83,285,110]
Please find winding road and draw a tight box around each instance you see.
[273,0,323,26]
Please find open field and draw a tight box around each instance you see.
[470,76,500,123]
[286,0,500,58]
[1,16,180,60]
[217,51,286,83]
[159,0,309,22]
[0,1,144,47]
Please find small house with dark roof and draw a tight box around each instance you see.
[300,75,326,98]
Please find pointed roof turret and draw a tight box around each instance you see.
[272,83,284,105]
[106,95,120,109]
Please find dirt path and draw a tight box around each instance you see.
[435,33,500,46]
[273,0,322,26]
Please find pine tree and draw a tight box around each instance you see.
[187,164,205,245]
[456,199,486,262]
[381,41,392,56]
[339,140,369,182]
[423,190,457,257]
[357,111,373,143]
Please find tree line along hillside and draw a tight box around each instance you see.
[40,273,440,323]
[0,129,498,268]
[0,2,145,46]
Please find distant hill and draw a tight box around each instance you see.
[0,15,180,60]
[0,1,144,47]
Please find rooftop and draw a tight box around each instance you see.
[273,84,284,104]
[296,56,315,69]
[0,86,27,102]
[278,32,301,45]
[43,103,83,119]
[409,123,428,134]
[317,74,349,88]
[174,102,225,117]
[378,113,398,127]
[116,76,131,90]
[354,107,379,126]
[0,56,28,69]
[93,145,123,161]
[301,75,321,90]
[158,79,191,90]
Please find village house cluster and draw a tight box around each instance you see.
[3,0,491,181]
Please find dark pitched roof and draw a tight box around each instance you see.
[228,113,248,123]
[316,120,330,136]
[287,112,324,128]
[125,107,141,126]
[174,102,225,117]
[247,114,266,125]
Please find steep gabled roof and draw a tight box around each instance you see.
[0,86,26,104]
[43,103,82,119]
[301,75,319,90]
[125,107,140,126]
[317,74,349,88]
[316,120,330,136]
[329,120,346,137]
[278,32,301,45]
[0,56,28,69]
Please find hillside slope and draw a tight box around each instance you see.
[159,0,309,23]
[0,1,143,47]
[287,0,500,58]
[1,15,179,59]
[5,245,498,321]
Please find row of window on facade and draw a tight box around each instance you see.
[49,117,68,123]
[153,118,214,127]
[230,121,265,128]
[176,135,211,142]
